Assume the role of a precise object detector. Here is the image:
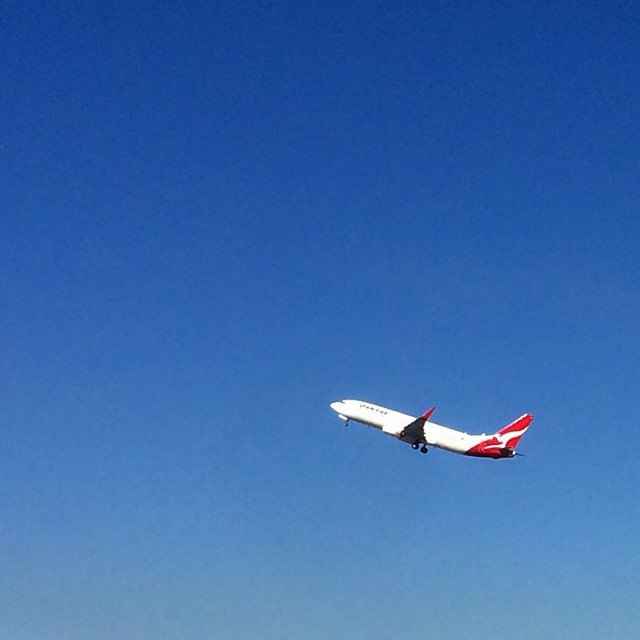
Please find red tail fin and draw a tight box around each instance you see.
[496,414,533,449]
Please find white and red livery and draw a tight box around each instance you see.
[330,399,533,459]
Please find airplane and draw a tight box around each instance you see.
[329,399,533,459]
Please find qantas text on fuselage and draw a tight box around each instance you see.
[330,400,533,459]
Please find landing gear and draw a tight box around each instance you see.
[411,441,420,450]
[345,419,349,427]
[420,445,428,454]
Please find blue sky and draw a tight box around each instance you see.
[2,1,640,638]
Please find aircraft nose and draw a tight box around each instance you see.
[330,401,344,412]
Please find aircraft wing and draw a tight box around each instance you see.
[398,407,435,440]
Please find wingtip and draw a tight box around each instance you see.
[422,406,436,421]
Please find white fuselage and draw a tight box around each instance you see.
[330,399,489,455]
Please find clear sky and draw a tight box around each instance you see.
[2,2,639,638]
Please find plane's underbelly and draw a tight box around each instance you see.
[345,405,480,455]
